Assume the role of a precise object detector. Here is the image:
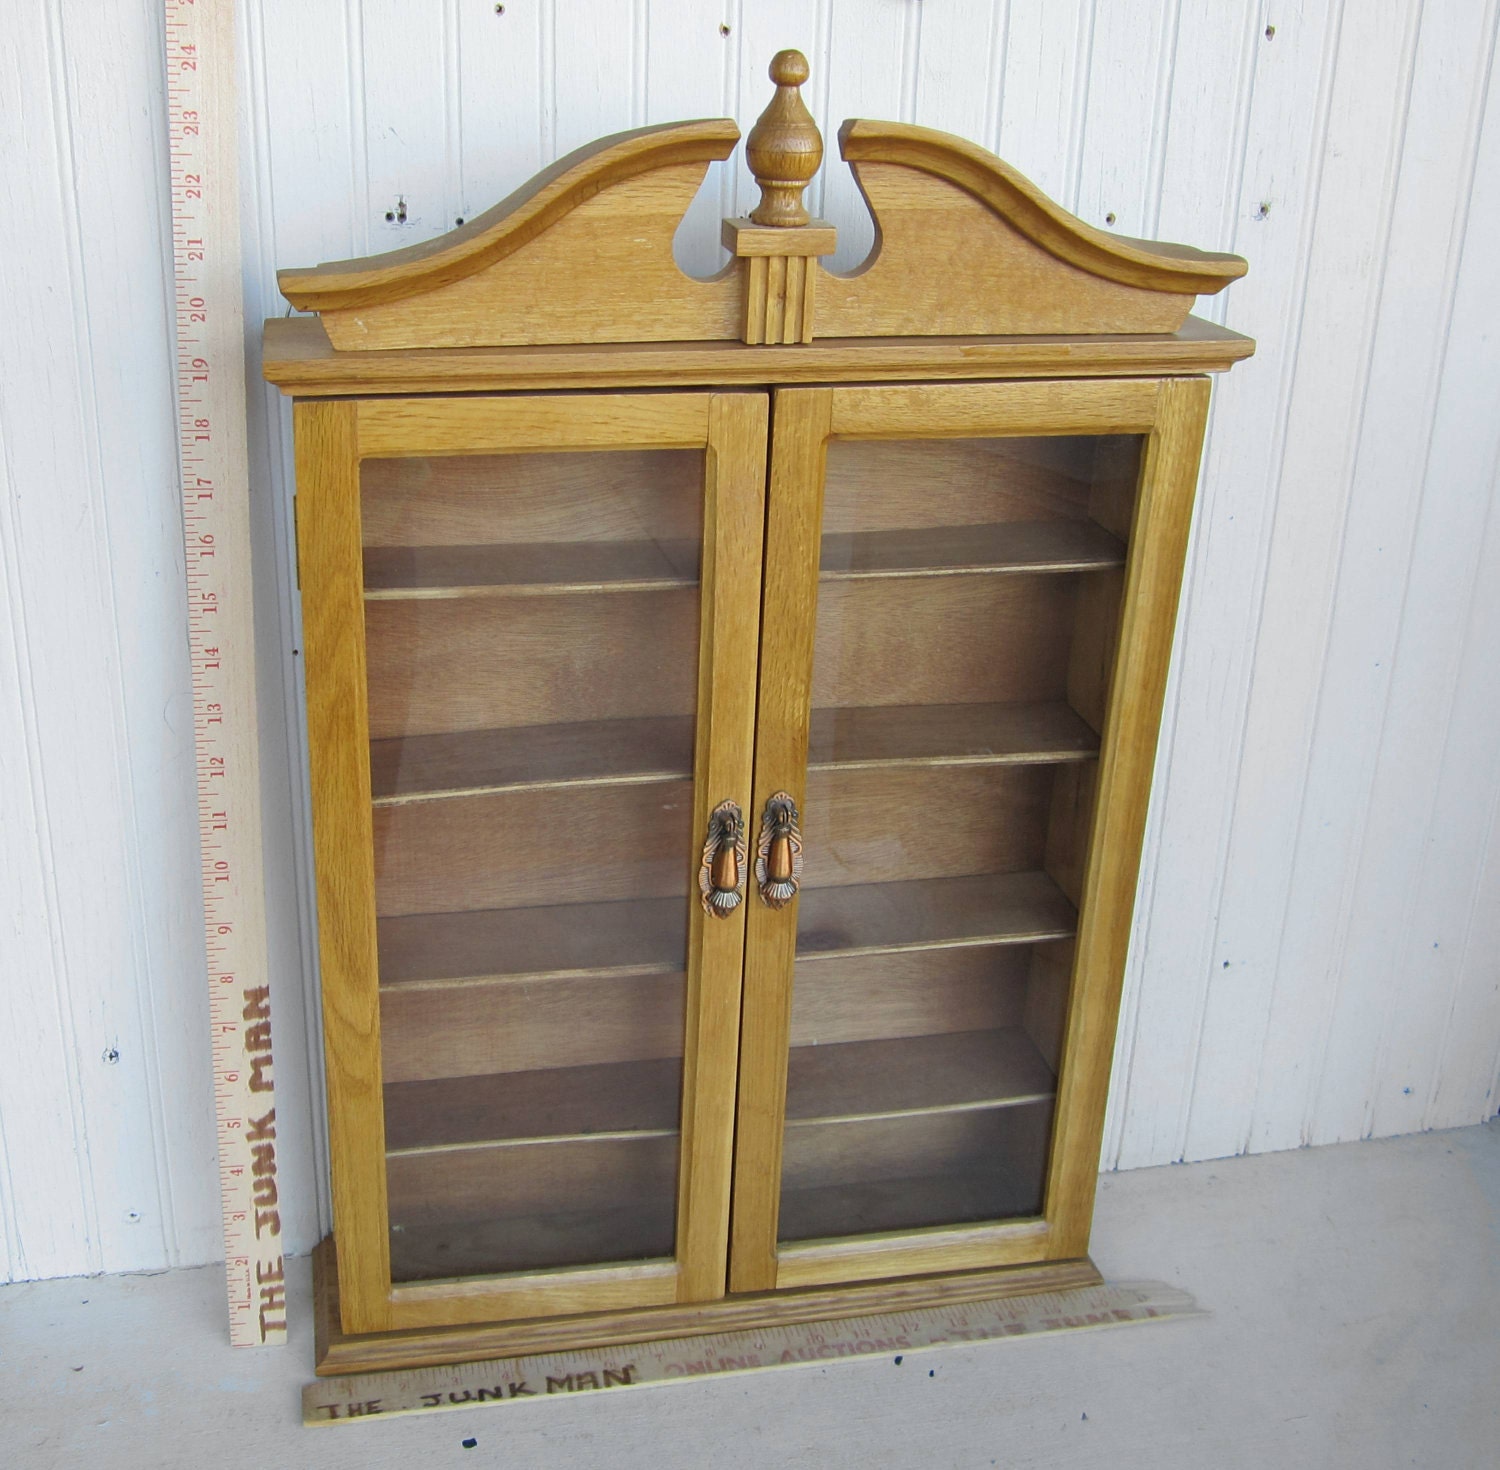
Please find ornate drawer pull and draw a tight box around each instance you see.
[756,792,803,909]
[700,801,747,917]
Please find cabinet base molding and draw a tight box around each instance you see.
[312,1236,1102,1376]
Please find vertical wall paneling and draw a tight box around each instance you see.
[1270,0,1500,1151]
[647,0,735,278]
[817,1,911,273]
[1110,0,1346,1169]
[0,0,199,1278]
[551,0,641,157]
[3,1,1499,1282]
[1151,0,1259,323]
[1,0,110,1279]
[344,0,372,258]
[997,1,1094,209]
[0,527,37,1285]
[1362,7,1500,1139]
[0,414,95,1280]
[61,0,218,1271]
[454,0,544,225]
[360,3,452,244]
[911,0,1006,148]
[1181,0,1425,1163]
[1098,0,1261,1168]
[1072,0,1175,236]
[1420,51,1500,1129]
[253,1,358,270]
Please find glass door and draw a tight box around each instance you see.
[296,392,767,1333]
[730,378,1210,1292]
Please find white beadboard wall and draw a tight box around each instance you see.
[2,0,1498,1283]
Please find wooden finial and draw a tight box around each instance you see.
[746,50,822,227]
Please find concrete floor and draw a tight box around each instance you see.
[3,1121,1497,1469]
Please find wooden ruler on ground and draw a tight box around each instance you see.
[164,0,285,1346]
[304,1280,1200,1425]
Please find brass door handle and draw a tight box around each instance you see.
[700,801,748,917]
[755,793,803,909]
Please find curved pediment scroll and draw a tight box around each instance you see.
[818,119,1247,338]
[273,58,1250,352]
[278,120,743,350]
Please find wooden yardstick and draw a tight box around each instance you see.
[164,0,285,1346]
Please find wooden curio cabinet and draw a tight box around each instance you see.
[263,52,1252,1373]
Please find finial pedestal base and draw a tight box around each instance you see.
[723,218,837,345]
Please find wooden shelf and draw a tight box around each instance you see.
[383,1030,1048,1154]
[381,969,685,1086]
[779,1097,1055,1242]
[385,1056,682,1152]
[795,872,1076,960]
[373,777,696,919]
[386,1130,677,1225]
[779,1164,1045,1243]
[785,1028,1054,1127]
[370,715,695,803]
[364,585,700,740]
[377,895,689,987]
[363,538,700,598]
[819,520,1124,581]
[807,700,1098,772]
[386,1131,679,1275]
[390,1199,676,1282]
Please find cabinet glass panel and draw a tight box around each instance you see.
[362,448,703,1283]
[777,433,1142,1244]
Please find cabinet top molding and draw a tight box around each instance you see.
[270,49,1250,356]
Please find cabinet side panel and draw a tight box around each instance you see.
[1045,377,1211,1255]
[294,401,394,1332]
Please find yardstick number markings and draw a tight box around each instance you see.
[165,0,286,1347]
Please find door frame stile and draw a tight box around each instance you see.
[1044,375,1212,1254]
[676,392,771,1300]
[729,387,833,1293]
[295,398,394,1335]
